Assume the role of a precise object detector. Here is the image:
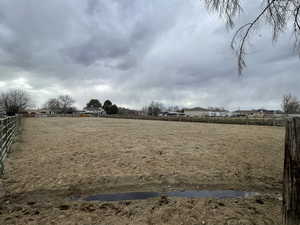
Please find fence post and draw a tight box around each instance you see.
[283,117,300,225]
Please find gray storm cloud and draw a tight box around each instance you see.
[0,0,298,110]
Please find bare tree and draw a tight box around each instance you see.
[44,98,62,113]
[44,95,75,114]
[204,0,300,73]
[167,105,181,112]
[0,89,32,116]
[142,105,149,115]
[58,95,75,113]
[282,94,300,114]
[147,101,165,116]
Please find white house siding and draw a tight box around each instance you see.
[184,110,208,117]
[185,110,231,117]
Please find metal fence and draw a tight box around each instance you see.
[0,116,19,174]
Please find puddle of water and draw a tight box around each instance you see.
[79,190,259,202]
[84,192,160,201]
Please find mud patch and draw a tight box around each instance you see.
[75,190,259,202]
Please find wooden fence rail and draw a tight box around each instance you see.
[104,115,286,127]
[0,116,18,174]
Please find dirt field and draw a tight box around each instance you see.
[0,117,285,224]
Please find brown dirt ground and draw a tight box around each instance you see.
[0,117,285,225]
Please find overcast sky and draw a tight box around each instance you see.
[0,0,298,110]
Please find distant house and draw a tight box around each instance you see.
[159,111,185,117]
[22,109,56,117]
[82,107,106,116]
[158,112,167,117]
[233,110,256,117]
[207,108,229,117]
[257,109,283,117]
[21,109,37,117]
[184,107,229,117]
[233,109,283,118]
[183,107,210,117]
[38,109,56,115]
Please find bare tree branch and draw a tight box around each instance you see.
[0,89,32,116]
[204,0,300,74]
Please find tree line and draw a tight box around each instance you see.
[0,89,300,116]
[0,89,118,116]
[44,96,119,115]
